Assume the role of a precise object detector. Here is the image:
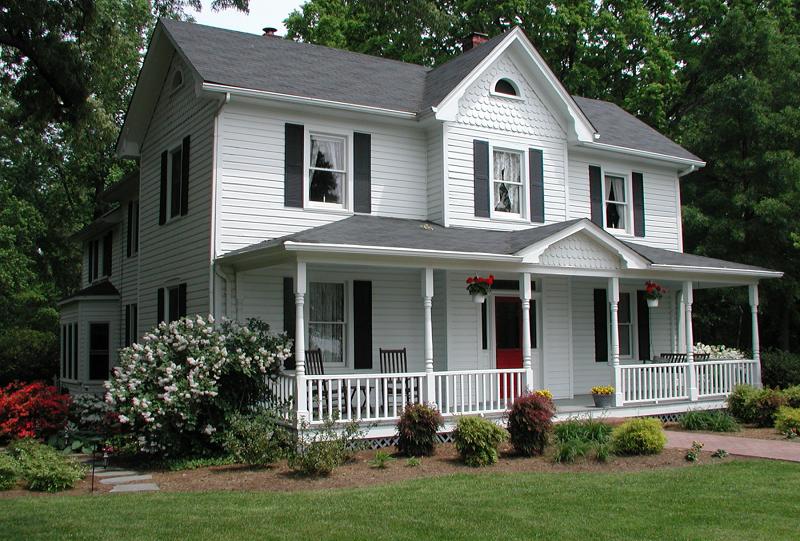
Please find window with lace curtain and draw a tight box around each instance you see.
[492,149,523,217]
[308,282,346,364]
[308,134,346,207]
[604,174,629,231]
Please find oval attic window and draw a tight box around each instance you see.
[172,70,183,90]
[494,78,518,96]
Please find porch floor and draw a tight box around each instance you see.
[552,394,726,421]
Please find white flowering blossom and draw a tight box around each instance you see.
[106,315,291,454]
[694,343,746,360]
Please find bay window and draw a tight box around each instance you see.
[492,149,523,216]
[308,282,346,364]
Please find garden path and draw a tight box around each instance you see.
[665,431,800,462]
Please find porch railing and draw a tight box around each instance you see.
[694,359,758,398]
[305,372,427,424]
[434,368,526,416]
[619,359,758,405]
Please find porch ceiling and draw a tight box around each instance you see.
[218,215,781,280]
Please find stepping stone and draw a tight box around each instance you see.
[110,483,160,493]
[100,474,153,485]
[94,470,138,477]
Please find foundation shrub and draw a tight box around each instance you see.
[219,410,293,467]
[782,386,800,408]
[396,403,443,457]
[453,416,507,467]
[751,388,788,427]
[611,418,666,456]
[507,392,555,456]
[726,384,761,423]
[774,407,800,438]
[288,418,366,476]
[0,452,18,490]
[8,439,85,492]
[679,410,740,432]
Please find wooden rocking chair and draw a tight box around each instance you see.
[380,347,416,403]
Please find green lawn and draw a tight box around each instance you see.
[2,460,799,540]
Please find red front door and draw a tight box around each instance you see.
[495,296,522,398]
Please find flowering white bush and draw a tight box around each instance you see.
[694,343,746,360]
[105,315,291,455]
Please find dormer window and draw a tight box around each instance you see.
[494,78,519,97]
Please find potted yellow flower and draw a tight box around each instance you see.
[591,386,614,408]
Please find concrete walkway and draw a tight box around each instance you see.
[86,465,161,493]
[665,430,800,462]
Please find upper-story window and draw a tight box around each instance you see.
[604,174,630,232]
[168,146,184,219]
[492,149,523,216]
[127,201,139,257]
[308,134,346,207]
[494,78,519,97]
[88,232,112,283]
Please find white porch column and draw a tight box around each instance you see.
[749,284,763,388]
[294,261,309,422]
[683,281,698,401]
[608,277,623,406]
[422,267,435,403]
[520,272,534,392]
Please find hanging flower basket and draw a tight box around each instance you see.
[644,281,667,308]
[466,275,494,304]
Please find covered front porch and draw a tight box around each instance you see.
[216,216,778,434]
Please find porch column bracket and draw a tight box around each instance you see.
[749,284,762,388]
[683,281,698,401]
[520,273,534,391]
[294,261,308,422]
[422,268,435,403]
[608,277,623,406]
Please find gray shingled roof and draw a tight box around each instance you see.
[159,19,699,162]
[222,215,773,274]
[59,280,120,304]
[572,97,701,162]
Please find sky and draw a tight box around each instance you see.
[187,0,305,35]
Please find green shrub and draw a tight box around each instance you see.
[369,450,395,469]
[752,388,788,427]
[553,438,591,464]
[679,410,740,432]
[727,384,760,423]
[782,386,800,408]
[9,439,85,492]
[761,350,800,388]
[288,418,366,476]
[453,417,507,467]
[553,418,613,445]
[219,410,292,467]
[395,403,443,457]
[0,452,18,490]
[406,457,421,468]
[775,407,800,438]
[506,392,554,457]
[611,418,666,456]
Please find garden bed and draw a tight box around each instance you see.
[1,442,735,498]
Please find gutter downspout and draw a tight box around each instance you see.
[209,92,230,320]
[678,164,697,177]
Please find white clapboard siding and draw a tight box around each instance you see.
[567,150,682,251]
[446,55,568,231]
[432,270,449,371]
[138,57,215,330]
[216,102,428,254]
[541,276,571,398]
[427,126,444,224]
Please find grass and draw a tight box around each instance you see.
[2,460,800,540]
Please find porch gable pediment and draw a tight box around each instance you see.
[515,220,650,270]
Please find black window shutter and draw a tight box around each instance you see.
[353,132,372,213]
[157,288,165,324]
[181,136,190,216]
[126,202,133,257]
[133,203,139,253]
[353,280,373,369]
[102,232,113,276]
[593,289,608,363]
[529,148,545,223]
[125,304,131,347]
[88,242,94,282]
[159,151,168,225]
[284,123,304,208]
[589,165,603,226]
[636,291,651,361]
[632,171,645,237]
[178,283,187,318]
[473,140,490,217]
[282,277,296,369]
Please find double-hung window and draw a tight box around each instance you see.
[308,134,346,206]
[89,322,110,381]
[169,146,184,219]
[492,149,523,216]
[308,282,346,364]
[617,292,633,358]
[604,174,628,231]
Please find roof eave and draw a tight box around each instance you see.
[577,140,706,169]
[649,264,782,280]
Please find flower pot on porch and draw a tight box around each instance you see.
[472,292,486,304]
[592,393,614,408]
[646,298,659,308]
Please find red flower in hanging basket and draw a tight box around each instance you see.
[466,275,494,296]
[644,281,667,300]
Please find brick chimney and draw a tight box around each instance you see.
[262,27,278,37]
[462,32,489,52]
